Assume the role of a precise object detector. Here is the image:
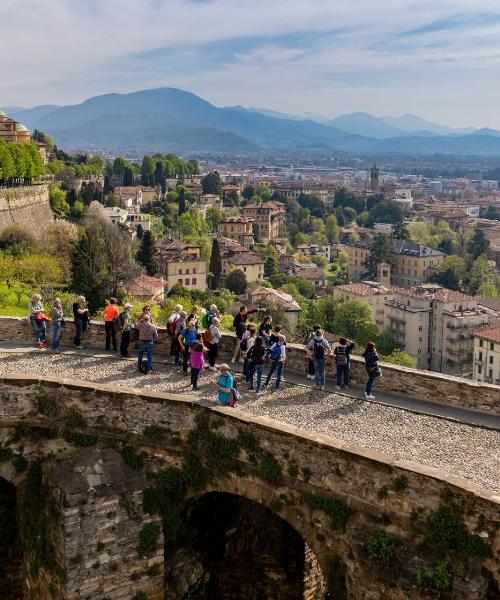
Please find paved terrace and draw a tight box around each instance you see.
[0,345,499,494]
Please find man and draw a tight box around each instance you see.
[119,303,133,358]
[206,316,221,371]
[231,306,260,362]
[306,328,330,390]
[135,313,158,374]
[73,295,89,349]
[103,298,119,351]
[179,320,198,373]
[264,334,286,392]
[173,311,187,365]
[334,338,356,389]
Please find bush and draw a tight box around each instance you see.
[417,560,452,593]
[366,530,399,563]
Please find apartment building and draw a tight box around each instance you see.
[472,327,500,385]
[243,201,285,241]
[219,216,254,248]
[332,280,389,331]
[296,243,332,262]
[156,241,207,292]
[218,238,264,284]
[271,183,336,207]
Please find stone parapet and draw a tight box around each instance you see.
[0,184,52,232]
[1,316,499,415]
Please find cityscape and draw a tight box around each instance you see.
[0,1,499,599]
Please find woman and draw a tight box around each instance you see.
[51,298,64,352]
[29,294,47,349]
[258,316,273,346]
[213,364,234,406]
[362,341,380,400]
[247,336,267,394]
[206,317,221,371]
[189,333,207,390]
[179,320,198,373]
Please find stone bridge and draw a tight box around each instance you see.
[0,374,499,600]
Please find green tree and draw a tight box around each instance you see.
[0,224,37,255]
[376,329,396,355]
[0,142,16,181]
[154,161,164,185]
[112,157,127,178]
[264,256,278,278]
[122,167,134,186]
[332,300,378,346]
[467,229,490,260]
[178,210,207,239]
[178,186,187,216]
[49,187,70,217]
[208,238,222,290]
[225,268,248,294]
[140,156,155,186]
[325,214,340,243]
[136,231,157,276]
[393,222,411,240]
[362,234,393,280]
[432,256,465,291]
[464,254,496,296]
[201,171,223,195]
[381,350,417,368]
[206,207,222,233]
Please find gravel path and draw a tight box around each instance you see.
[1,352,499,493]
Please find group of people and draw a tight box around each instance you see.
[28,295,382,403]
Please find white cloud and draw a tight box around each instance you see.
[1,0,500,126]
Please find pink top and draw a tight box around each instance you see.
[189,344,205,370]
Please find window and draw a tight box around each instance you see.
[478,365,482,374]
[185,278,190,285]
[490,342,494,351]
[192,278,196,285]
[185,268,190,275]
[479,339,483,347]
[489,356,493,364]
[178,279,182,285]
[419,337,422,343]
[419,326,423,331]
[178,268,182,275]
[479,352,483,361]
[193,268,197,274]
[489,369,493,379]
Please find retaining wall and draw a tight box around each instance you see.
[0,184,52,232]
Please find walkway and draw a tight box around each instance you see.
[0,343,499,493]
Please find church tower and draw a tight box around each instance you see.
[370,164,380,192]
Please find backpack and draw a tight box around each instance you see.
[168,320,177,335]
[335,346,347,366]
[203,328,213,346]
[313,340,325,360]
[270,344,281,361]
[230,387,241,407]
[113,312,125,335]
[239,337,248,352]
[201,312,212,329]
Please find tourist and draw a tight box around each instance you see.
[136,313,158,374]
[258,315,273,346]
[73,295,89,349]
[268,325,282,348]
[241,327,257,385]
[264,334,286,391]
[306,327,330,390]
[202,304,219,329]
[28,293,47,349]
[306,325,321,380]
[189,333,207,390]
[212,363,234,406]
[179,320,198,373]
[142,305,154,322]
[167,304,182,357]
[362,342,380,400]
[188,305,201,327]
[119,303,133,358]
[334,338,355,389]
[50,297,64,352]
[206,316,221,371]
[173,310,187,365]
[103,298,119,352]
[231,305,260,363]
[247,336,267,394]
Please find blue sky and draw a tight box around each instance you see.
[2,0,500,127]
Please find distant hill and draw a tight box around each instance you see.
[10,87,500,156]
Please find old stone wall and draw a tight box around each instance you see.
[1,316,499,415]
[0,374,498,599]
[0,185,52,233]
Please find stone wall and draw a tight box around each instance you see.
[0,374,498,599]
[0,185,52,233]
[1,315,499,415]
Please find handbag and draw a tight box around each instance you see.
[35,313,49,322]
[230,387,242,407]
[370,365,382,379]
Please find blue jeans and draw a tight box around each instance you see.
[313,359,325,386]
[336,364,350,386]
[251,364,264,392]
[138,340,153,372]
[30,316,46,343]
[51,321,62,350]
[265,360,284,390]
[74,319,83,346]
[366,377,375,395]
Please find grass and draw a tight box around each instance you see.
[0,282,30,317]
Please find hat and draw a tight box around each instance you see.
[124,303,132,309]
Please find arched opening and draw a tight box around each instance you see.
[165,492,327,600]
[0,477,22,599]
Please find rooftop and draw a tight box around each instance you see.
[390,285,476,304]
[126,275,165,297]
[239,285,302,311]
[335,282,389,296]
[473,326,500,344]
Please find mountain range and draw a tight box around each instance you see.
[5,87,500,156]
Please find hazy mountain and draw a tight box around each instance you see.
[381,113,475,135]
[13,87,500,156]
[474,127,500,137]
[327,112,405,139]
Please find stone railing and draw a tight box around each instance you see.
[1,316,499,415]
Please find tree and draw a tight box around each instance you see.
[332,300,378,346]
[224,189,240,207]
[49,187,70,217]
[136,224,144,240]
[464,254,496,296]
[136,231,157,276]
[467,230,490,260]
[122,167,134,186]
[140,156,155,186]
[103,174,114,194]
[264,256,278,278]
[393,222,411,240]
[201,171,223,195]
[154,161,164,186]
[208,239,222,290]
[325,214,340,243]
[362,234,393,280]
[112,157,127,179]
[380,350,417,368]
[432,256,466,291]
[376,329,396,355]
[242,185,255,201]
[206,207,222,233]
[0,141,15,180]
[178,187,187,216]
[178,211,207,239]
[484,205,500,221]
[225,269,247,294]
[0,224,36,255]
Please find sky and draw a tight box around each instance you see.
[2,0,500,128]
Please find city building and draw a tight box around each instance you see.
[114,187,143,207]
[472,327,500,385]
[370,165,380,192]
[156,241,207,292]
[289,264,325,288]
[333,279,389,331]
[243,201,285,241]
[219,216,254,248]
[296,243,332,262]
[237,286,302,329]
[125,275,165,302]
[0,110,30,144]
[219,239,264,284]
[104,206,150,233]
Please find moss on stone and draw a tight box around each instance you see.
[302,492,352,532]
[258,452,282,482]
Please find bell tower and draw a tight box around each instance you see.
[370,164,380,192]
[377,261,391,288]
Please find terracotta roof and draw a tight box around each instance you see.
[292,266,325,281]
[390,286,476,303]
[473,326,500,343]
[159,240,200,251]
[244,201,285,211]
[335,282,389,296]
[126,275,165,297]
[221,216,254,224]
[227,252,263,266]
[239,286,301,311]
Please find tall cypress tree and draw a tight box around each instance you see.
[208,238,222,290]
[362,233,393,280]
[136,231,157,276]
[122,167,133,186]
[178,187,187,216]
